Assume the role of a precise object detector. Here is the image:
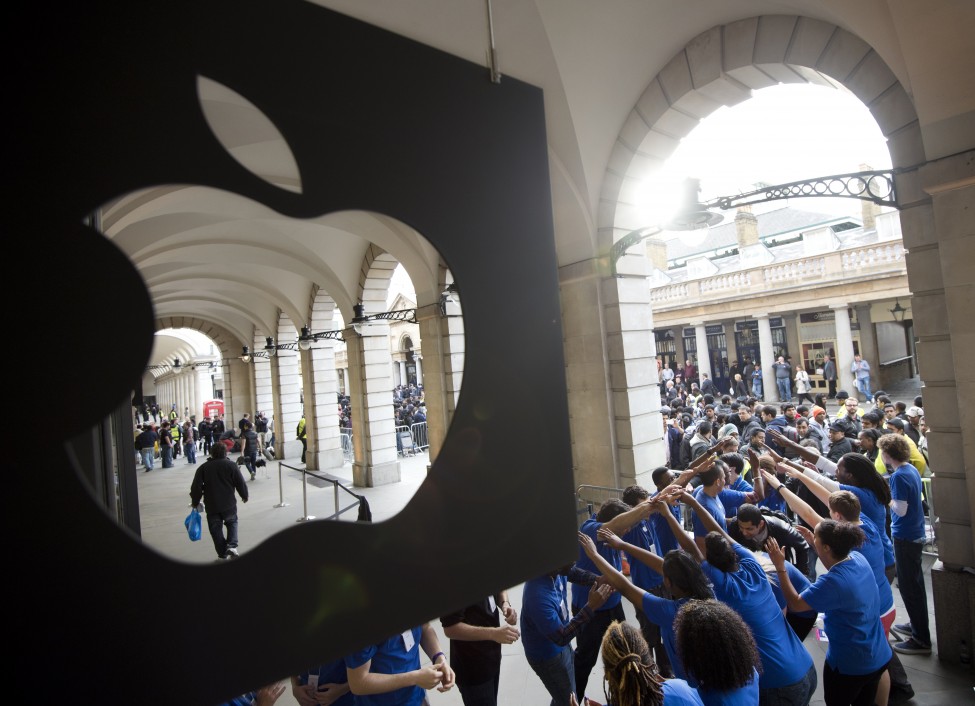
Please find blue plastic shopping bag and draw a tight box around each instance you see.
[184,507,202,542]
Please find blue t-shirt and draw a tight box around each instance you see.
[623,518,663,590]
[702,544,813,688]
[642,593,693,681]
[718,488,750,519]
[801,552,892,674]
[843,483,894,567]
[856,516,894,612]
[572,518,623,611]
[697,668,760,706]
[648,502,682,556]
[757,485,788,515]
[692,489,727,538]
[296,661,354,706]
[344,628,424,706]
[765,556,816,619]
[662,678,706,705]
[889,464,925,541]
[521,574,571,661]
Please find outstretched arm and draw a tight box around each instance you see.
[597,526,664,575]
[578,532,647,609]
[655,494,704,563]
[780,464,835,506]
[681,489,731,543]
[765,429,819,465]
[763,469,825,530]
[766,539,813,613]
[602,499,654,536]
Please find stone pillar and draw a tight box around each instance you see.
[398,360,407,387]
[193,366,211,420]
[254,352,274,424]
[756,314,775,399]
[347,323,400,487]
[693,323,711,381]
[301,340,343,472]
[415,355,423,386]
[854,304,879,402]
[831,304,857,396]
[900,153,975,667]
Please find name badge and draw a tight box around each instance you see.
[402,629,415,652]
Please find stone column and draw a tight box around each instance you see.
[831,304,857,396]
[415,355,423,386]
[347,323,400,487]
[396,360,406,387]
[692,322,711,381]
[415,303,459,464]
[193,366,211,420]
[756,314,776,400]
[301,340,343,472]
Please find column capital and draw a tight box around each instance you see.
[828,303,850,311]
[689,320,706,327]
[751,313,770,320]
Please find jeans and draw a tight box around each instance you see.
[184,442,197,463]
[753,381,763,398]
[573,603,625,700]
[161,444,174,468]
[244,450,257,476]
[140,447,154,470]
[856,376,872,400]
[527,646,575,706]
[760,663,817,706]
[776,377,792,401]
[636,591,673,677]
[893,538,930,645]
[206,509,239,559]
[456,674,499,706]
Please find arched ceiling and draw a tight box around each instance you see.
[98,0,973,369]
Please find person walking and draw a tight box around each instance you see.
[198,416,214,455]
[241,420,259,480]
[189,441,249,560]
[795,365,814,405]
[182,420,197,464]
[159,420,175,468]
[297,413,308,464]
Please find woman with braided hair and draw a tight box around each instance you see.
[569,620,703,706]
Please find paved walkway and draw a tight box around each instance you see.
[138,388,972,705]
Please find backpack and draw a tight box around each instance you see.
[675,430,694,470]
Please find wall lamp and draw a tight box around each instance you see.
[146,357,183,375]
[610,169,897,276]
[889,299,907,322]
[239,346,267,363]
[297,326,345,350]
[350,303,418,335]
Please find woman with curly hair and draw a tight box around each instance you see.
[768,520,891,706]
[591,620,704,706]
[674,600,760,706]
[679,489,817,705]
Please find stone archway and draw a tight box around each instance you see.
[588,15,924,491]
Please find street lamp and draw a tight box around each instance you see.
[889,299,906,322]
[611,169,897,276]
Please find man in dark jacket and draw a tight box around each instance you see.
[732,503,815,580]
[190,442,249,560]
[825,421,854,463]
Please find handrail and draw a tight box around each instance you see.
[281,462,364,522]
[879,355,914,367]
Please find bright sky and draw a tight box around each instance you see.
[638,82,892,225]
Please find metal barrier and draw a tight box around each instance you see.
[283,461,365,522]
[410,422,429,451]
[575,484,624,528]
[340,431,354,463]
[395,425,418,456]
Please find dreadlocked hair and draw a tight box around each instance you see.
[601,621,665,706]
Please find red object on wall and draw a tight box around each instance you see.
[203,399,225,419]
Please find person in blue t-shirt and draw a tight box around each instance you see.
[219,682,287,706]
[769,520,892,706]
[344,623,455,706]
[521,562,613,706]
[674,599,761,706]
[681,489,817,705]
[568,619,705,706]
[572,497,657,702]
[291,660,353,706]
[578,489,714,683]
[879,433,931,656]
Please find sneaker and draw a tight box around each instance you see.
[226,548,239,559]
[250,472,256,481]
[892,637,931,655]
[890,622,913,640]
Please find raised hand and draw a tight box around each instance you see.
[596,526,623,549]
[761,469,782,491]
[759,441,784,464]
[501,603,518,625]
[795,524,816,547]
[578,530,598,556]
[587,582,615,611]
[765,537,786,570]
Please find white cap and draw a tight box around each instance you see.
[907,406,923,417]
